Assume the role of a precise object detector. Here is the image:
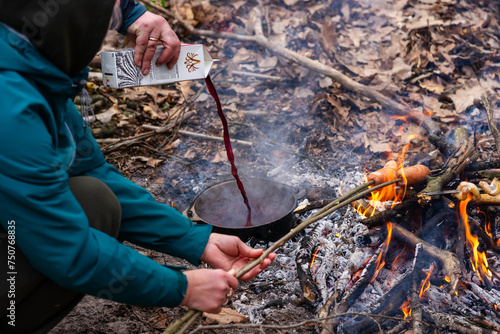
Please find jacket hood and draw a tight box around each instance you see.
[0,0,115,77]
[0,24,88,96]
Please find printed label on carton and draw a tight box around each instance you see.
[101,44,213,88]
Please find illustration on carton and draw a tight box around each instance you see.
[101,44,213,88]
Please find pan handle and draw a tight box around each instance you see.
[182,205,203,222]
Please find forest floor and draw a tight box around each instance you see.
[50,0,499,333]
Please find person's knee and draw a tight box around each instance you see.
[68,176,121,238]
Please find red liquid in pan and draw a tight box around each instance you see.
[205,76,252,227]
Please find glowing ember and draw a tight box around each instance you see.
[459,194,492,282]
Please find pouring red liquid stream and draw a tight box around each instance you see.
[205,75,252,227]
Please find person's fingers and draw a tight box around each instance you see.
[139,37,161,75]
[227,273,239,291]
[156,30,181,69]
[237,253,276,281]
[236,240,264,258]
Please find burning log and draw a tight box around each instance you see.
[319,245,385,333]
[391,222,461,294]
[296,221,328,305]
[337,255,414,333]
[361,195,418,229]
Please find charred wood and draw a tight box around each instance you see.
[411,245,426,334]
[420,117,457,158]
[341,263,414,333]
[470,218,500,255]
[419,129,479,205]
[319,246,384,334]
[422,305,495,334]
[392,223,461,294]
[361,196,419,229]
[296,221,327,306]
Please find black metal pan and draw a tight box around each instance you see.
[185,178,297,242]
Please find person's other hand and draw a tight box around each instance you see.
[200,233,276,281]
[126,11,181,75]
[181,269,238,313]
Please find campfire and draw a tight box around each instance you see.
[289,114,500,333]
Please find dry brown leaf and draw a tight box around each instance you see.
[146,157,163,168]
[142,105,160,120]
[326,95,350,120]
[184,147,202,160]
[419,79,445,94]
[92,104,117,124]
[211,149,227,163]
[203,308,248,325]
[178,81,196,98]
[296,87,315,99]
[448,80,485,114]
[257,55,278,69]
[367,139,393,153]
[390,57,413,82]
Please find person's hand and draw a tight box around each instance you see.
[126,11,181,75]
[200,233,276,281]
[181,268,238,313]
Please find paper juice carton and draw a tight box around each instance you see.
[101,44,213,88]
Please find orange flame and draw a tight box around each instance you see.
[419,264,434,298]
[359,138,418,217]
[371,222,393,283]
[310,243,323,269]
[459,194,492,282]
[401,297,412,319]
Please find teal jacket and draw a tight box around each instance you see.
[0,21,212,306]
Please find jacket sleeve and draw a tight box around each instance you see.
[80,162,213,265]
[118,0,147,35]
[0,72,211,308]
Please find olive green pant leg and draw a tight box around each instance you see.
[0,176,121,334]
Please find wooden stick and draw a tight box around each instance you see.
[165,179,401,334]
[141,125,254,146]
[481,93,500,156]
[418,129,479,205]
[139,0,422,123]
[391,223,461,294]
[100,111,196,153]
[231,70,285,82]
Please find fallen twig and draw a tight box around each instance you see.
[141,125,254,146]
[139,0,423,124]
[164,178,404,333]
[231,70,285,82]
[481,93,500,156]
[188,312,428,334]
[100,111,196,153]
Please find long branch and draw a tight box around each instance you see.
[139,0,421,123]
[481,93,500,156]
[165,178,401,333]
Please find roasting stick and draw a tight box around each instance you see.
[165,178,403,334]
